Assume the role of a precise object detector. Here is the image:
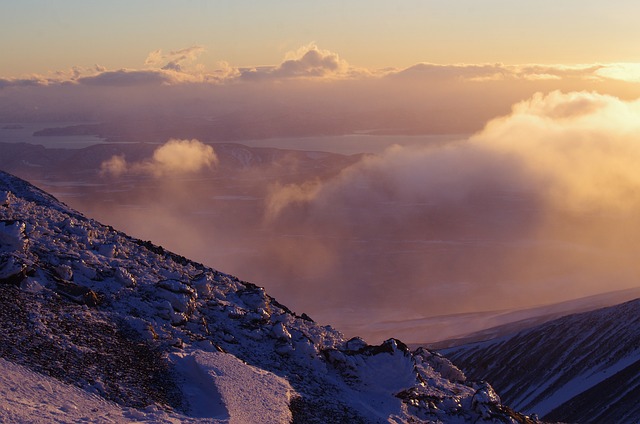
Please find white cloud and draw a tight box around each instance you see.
[100,139,218,177]
[239,44,351,80]
[595,63,640,83]
[473,90,640,212]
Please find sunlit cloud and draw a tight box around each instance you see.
[265,180,323,221]
[100,139,218,177]
[0,77,48,89]
[388,63,608,83]
[390,63,510,81]
[262,91,640,332]
[238,43,351,81]
[267,90,640,218]
[144,45,206,71]
[276,43,349,77]
[77,45,208,86]
[595,63,640,83]
[2,43,640,90]
[474,90,640,213]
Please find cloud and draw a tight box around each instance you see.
[0,46,208,89]
[263,91,640,333]
[269,90,640,221]
[75,47,208,86]
[145,45,206,71]
[388,63,607,82]
[265,180,323,221]
[144,49,164,67]
[77,69,174,86]
[473,90,640,212]
[99,155,128,177]
[150,138,217,174]
[275,44,348,77]
[390,63,509,81]
[239,44,351,81]
[0,77,47,89]
[594,63,640,83]
[100,139,218,177]
[3,43,640,91]
[0,44,356,89]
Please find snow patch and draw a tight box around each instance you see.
[171,350,294,424]
[0,357,218,423]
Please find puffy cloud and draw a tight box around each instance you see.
[275,44,348,77]
[99,155,128,178]
[239,44,350,80]
[473,90,640,212]
[150,138,217,174]
[100,139,218,177]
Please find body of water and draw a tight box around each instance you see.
[1,122,468,155]
[0,122,106,149]
[236,133,468,155]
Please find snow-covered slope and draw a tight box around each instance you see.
[418,286,640,350]
[0,170,535,423]
[0,356,226,423]
[442,299,640,423]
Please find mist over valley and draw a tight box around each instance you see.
[5,90,640,345]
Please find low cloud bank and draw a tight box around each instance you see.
[270,90,640,223]
[263,91,640,333]
[474,90,640,213]
[4,43,640,89]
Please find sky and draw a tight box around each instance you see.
[3,1,640,77]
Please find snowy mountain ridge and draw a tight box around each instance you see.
[442,298,640,423]
[0,170,535,423]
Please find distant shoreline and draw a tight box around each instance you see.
[22,121,469,155]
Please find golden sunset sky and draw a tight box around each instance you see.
[2,0,640,78]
